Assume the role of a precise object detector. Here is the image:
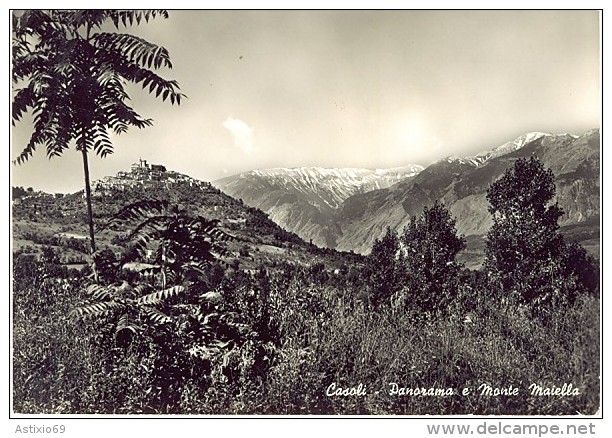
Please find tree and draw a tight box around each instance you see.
[560,241,599,299]
[400,201,466,316]
[484,157,594,310]
[363,227,402,309]
[12,10,184,255]
[12,186,28,198]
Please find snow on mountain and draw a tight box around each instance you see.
[213,129,596,253]
[442,132,558,167]
[476,132,552,160]
[334,129,598,257]
[443,155,489,167]
[213,164,423,247]
[221,165,424,211]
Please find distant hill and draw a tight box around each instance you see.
[213,165,423,247]
[12,162,361,271]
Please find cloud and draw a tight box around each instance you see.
[222,117,255,154]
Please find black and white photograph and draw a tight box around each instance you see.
[9,6,604,428]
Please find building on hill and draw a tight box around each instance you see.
[90,159,212,197]
[131,158,167,174]
[150,164,167,172]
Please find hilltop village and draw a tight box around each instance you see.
[12,159,225,232]
[92,159,207,197]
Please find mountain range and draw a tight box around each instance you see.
[13,129,599,271]
[214,165,423,248]
[214,129,600,267]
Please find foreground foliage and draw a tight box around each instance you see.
[485,157,598,314]
[13,253,599,415]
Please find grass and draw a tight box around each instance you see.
[252,290,599,415]
[12,265,600,416]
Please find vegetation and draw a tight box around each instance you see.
[11,8,598,417]
[12,10,184,253]
[12,156,599,415]
[399,201,466,317]
[363,227,402,309]
[363,202,466,317]
[485,157,599,317]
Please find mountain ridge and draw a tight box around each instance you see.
[216,164,424,209]
[212,129,600,266]
[336,129,600,262]
[213,164,424,247]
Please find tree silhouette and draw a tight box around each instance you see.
[363,227,402,308]
[400,201,465,316]
[484,157,594,311]
[12,10,185,254]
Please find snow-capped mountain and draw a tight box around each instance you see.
[477,132,551,160]
[237,165,423,209]
[442,132,577,167]
[213,129,599,260]
[334,129,599,262]
[213,164,423,247]
[216,165,423,211]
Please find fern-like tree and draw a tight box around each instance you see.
[73,200,240,411]
[12,10,184,254]
[484,157,595,311]
[75,199,234,338]
[400,201,466,316]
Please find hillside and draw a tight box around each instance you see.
[12,161,360,272]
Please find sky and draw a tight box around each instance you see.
[11,10,601,194]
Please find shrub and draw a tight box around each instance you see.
[363,227,403,309]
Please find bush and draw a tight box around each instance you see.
[362,227,403,309]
